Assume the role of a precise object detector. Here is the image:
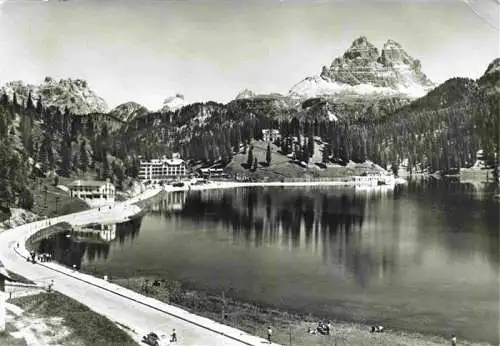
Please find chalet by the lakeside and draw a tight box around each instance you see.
[68,179,116,207]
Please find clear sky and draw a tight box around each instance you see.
[0,0,498,110]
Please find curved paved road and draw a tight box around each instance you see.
[0,188,280,346]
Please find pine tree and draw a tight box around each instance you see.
[322,144,331,163]
[18,187,34,210]
[302,146,309,164]
[307,135,315,158]
[12,92,18,107]
[20,115,33,157]
[38,136,50,169]
[266,143,271,166]
[102,151,110,180]
[294,144,301,161]
[26,91,34,110]
[0,93,8,106]
[252,157,258,171]
[246,145,254,168]
[36,96,43,115]
[60,133,72,177]
[80,140,89,172]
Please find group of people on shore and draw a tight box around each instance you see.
[37,252,53,262]
[307,321,332,335]
[305,321,458,346]
[27,250,53,263]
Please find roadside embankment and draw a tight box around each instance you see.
[7,292,137,346]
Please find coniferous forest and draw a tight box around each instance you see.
[0,59,498,211]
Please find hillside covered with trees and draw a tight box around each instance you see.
[0,58,498,212]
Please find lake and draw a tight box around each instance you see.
[33,180,499,344]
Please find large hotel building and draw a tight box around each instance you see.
[138,153,187,182]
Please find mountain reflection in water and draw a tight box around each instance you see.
[32,181,499,344]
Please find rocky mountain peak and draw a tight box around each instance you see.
[477,58,500,94]
[341,36,379,62]
[292,36,434,99]
[109,102,148,122]
[483,58,500,76]
[235,89,256,99]
[379,39,419,69]
[161,93,186,113]
[0,77,107,114]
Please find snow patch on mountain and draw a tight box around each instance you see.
[161,94,186,113]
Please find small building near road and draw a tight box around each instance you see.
[197,168,225,178]
[262,129,281,142]
[68,179,116,207]
[138,153,188,183]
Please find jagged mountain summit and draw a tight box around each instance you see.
[289,36,434,99]
[109,102,149,122]
[0,77,108,114]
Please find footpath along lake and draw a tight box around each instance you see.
[33,180,499,344]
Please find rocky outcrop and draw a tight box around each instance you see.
[109,102,149,122]
[0,77,108,115]
[290,37,434,99]
[235,89,256,99]
[0,208,40,231]
[161,94,186,113]
[477,58,500,95]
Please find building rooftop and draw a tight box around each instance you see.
[141,158,185,166]
[68,180,112,188]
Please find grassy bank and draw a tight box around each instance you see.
[107,276,488,346]
[0,176,90,225]
[28,176,90,218]
[9,292,137,346]
[225,140,387,182]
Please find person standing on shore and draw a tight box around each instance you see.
[267,326,272,344]
[451,334,457,346]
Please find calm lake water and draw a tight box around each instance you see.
[34,180,500,344]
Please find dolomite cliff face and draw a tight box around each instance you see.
[1,77,108,115]
[290,37,434,99]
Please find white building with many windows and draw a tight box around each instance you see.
[262,129,281,142]
[68,180,116,207]
[138,153,187,183]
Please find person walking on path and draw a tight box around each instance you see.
[170,328,177,343]
[267,326,272,344]
[47,280,54,293]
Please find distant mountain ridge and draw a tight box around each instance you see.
[0,77,108,115]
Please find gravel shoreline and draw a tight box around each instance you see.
[94,275,492,346]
